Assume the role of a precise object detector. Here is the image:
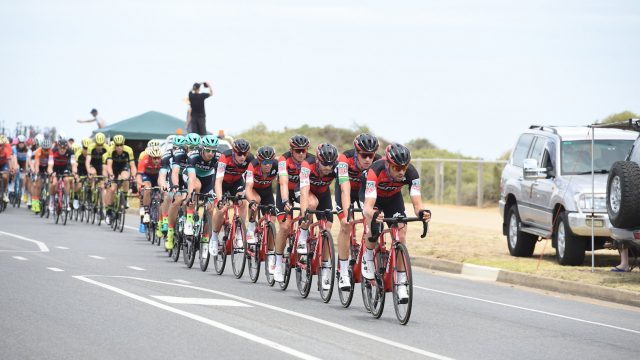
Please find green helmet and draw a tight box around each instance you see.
[186,133,201,147]
[172,135,186,147]
[201,135,219,148]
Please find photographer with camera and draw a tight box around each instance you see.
[187,81,214,136]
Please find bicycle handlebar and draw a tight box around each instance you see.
[370,210,431,240]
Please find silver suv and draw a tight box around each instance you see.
[499,125,636,265]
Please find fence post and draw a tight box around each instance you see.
[434,162,440,203]
[477,163,484,207]
[438,162,445,203]
[456,162,462,205]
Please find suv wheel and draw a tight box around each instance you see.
[554,212,585,266]
[506,206,537,257]
[607,161,640,228]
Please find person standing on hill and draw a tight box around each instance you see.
[188,82,214,135]
[77,108,106,129]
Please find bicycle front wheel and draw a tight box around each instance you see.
[213,224,229,275]
[118,193,126,232]
[392,243,413,325]
[263,223,276,286]
[231,220,246,279]
[319,231,336,303]
[62,193,69,226]
[183,236,196,268]
[369,251,386,319]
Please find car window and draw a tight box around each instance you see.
[530,136,547,164]
[561,140,634,175]
[512,134,534,167]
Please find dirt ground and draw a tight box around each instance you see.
[398,204,640,293]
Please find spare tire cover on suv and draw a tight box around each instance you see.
[607,160,640,228]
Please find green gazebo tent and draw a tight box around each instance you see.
[92,111,186,140]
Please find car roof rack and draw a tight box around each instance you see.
[590,118,640,132]
[528,125,558,134]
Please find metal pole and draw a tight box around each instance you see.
[591,127,595,272]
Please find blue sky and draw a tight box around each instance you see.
[1,0,638,159]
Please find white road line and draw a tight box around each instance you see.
[127,266,146,271]
[172,279,192,285]
[73,276,320,360]
[12,256,28,261]
[47,267,64,272]
[0,230,50,252]
[152,296,251,307]
[90,276,453,359]
[56,246,69,250]
[415,285,640,335]
[89,255,105,260]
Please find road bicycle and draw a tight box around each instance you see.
[213,193,247,278]
[245,203,278,284]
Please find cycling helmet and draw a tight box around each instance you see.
[113,134,125,146]
[186,133,201,147]
[256,146,275,161]
[147,139,161,147]
[0,135,6,145]
[166,134,175,145]
[172,135,186,147]
[385,143,411,166]
[82,138,92,148]
[289,134,310,149]
[147,146,162,158]
[41,138,53,149]
[12,138,18,145]
[17,135,27,143]
[26,138,34,146]
[94,132,106,145]
[201,135,219,148]
[354,133,379,153]
[58,138,68,147]
[316,143,338,165]
[232,138,251,153]
[72,143,81,152]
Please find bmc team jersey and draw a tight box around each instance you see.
[215,149,254,184]
[48,147,76,172]
[277,151,314,191]
[105,145,134,171]
[337,149,382,192]
[299,155,337,196]
[363,160,421,199]
[245,158,278,190]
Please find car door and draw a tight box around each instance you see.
[529,137,556,230]
[513,134,536,224]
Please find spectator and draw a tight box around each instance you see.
[188,82,213,135]
[77,108,106,129]
[184,97,193,133]
[68,138,75,147]
[611,246,631,272]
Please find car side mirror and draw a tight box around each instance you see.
[523,158,547,180]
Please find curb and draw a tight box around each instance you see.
[413,256,640,308]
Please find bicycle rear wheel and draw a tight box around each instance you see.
[62,193,69,225]
[392,243,413,325]
[199,211,211,271]
[54,194,61,224]
[263,223,276,286]
[118,193,126,232]
[183,236,196,268]
[171,232,182,262]
[368,251,386,319]
[231,220,246,279]
[319,231,336,303]
[279,235,294,291]
[295,251,312,298]
[213,224,229,275]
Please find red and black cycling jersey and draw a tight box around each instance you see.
[216,149,254,184]
[246,158,278,190]
[338,149,382,192]
[48,147,76,169]
[277,151,314,191]
[299,155,337,196]
[0,144,12,165]
[363,159,421,199]
[137,153,162,175]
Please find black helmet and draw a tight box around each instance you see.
[232,138,251,153]
[354,133,379,153]
[256,146,275,161]
[289,134,310,149]
[316,143,338,165]
[57,138,68,147]
[385,143,411,166]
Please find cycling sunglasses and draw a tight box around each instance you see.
[391,164,408,172]
[151,156,161,161]
[358,152,375,160]
[203,148,216,154]
[261,160,273,166]
[235,150,248,156]
[292,148,307,154]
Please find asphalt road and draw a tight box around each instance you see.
[1,208,639,360]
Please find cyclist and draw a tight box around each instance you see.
[209,138,253,255]
[273,135,314,282]
[298,143,343,290]
[245,146,278,238]
[30,138,53,213]
[136,145,163,232]
[71,138,92,209]
[0,135,14,203]
[47,138,77,212]
[104,134,136,223]
[166,133,200,250]
[335,133,381,290]
[184,135,219,251]
[360,143,431,301]
[156,135,184,240]
[85,132,109,209]
[12,135,31,204]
